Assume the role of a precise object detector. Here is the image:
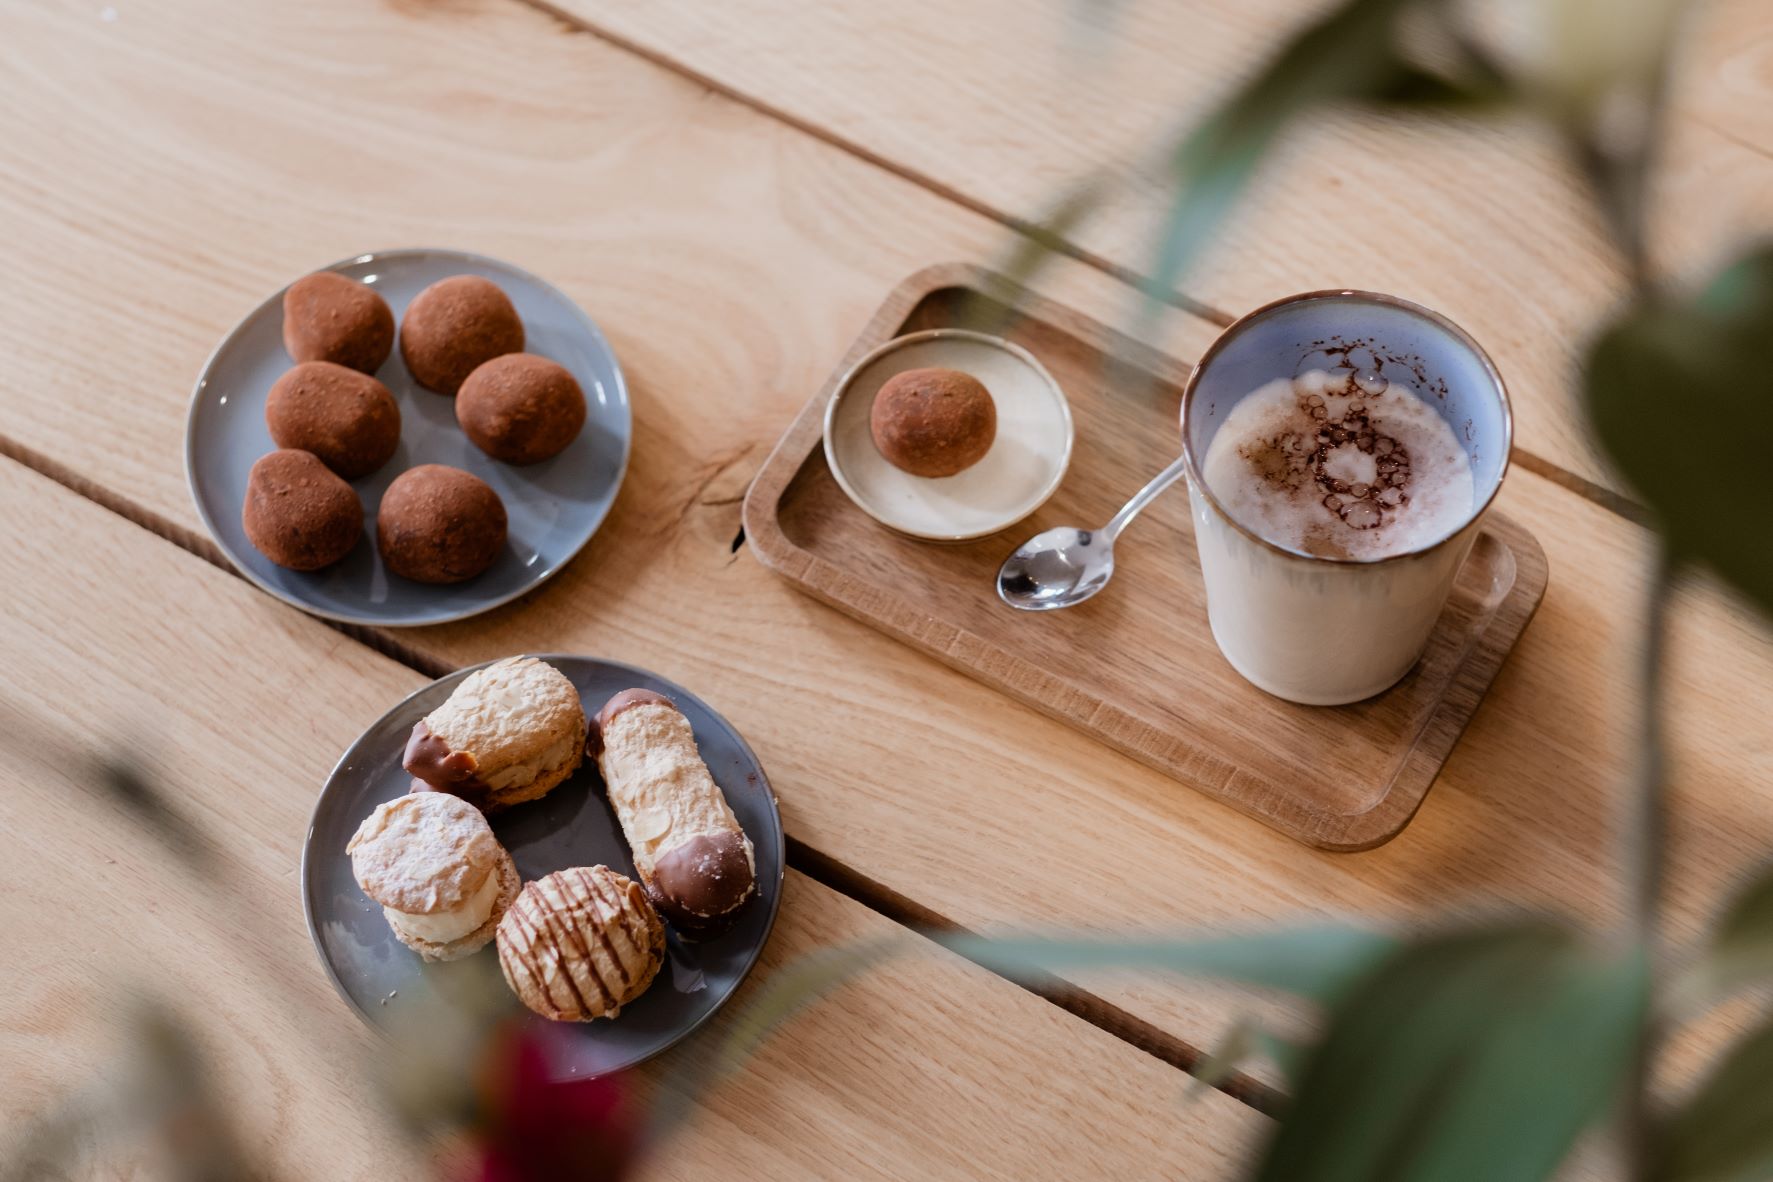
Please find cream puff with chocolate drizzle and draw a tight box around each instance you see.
[590,690,757,935]
[496,866,665,1021]
[404,656,586,812]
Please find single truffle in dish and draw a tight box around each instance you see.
[399,275,524,395]
[376,464,507,584]
[869,366,997,478]
[265,361,401,479]
[404,655,588,812]
[282,271,395,375]
[497,866,665,1022]
[347,792,520,962]
[241,448,362,570]
[456,353,586,465]
[589,689,757,936]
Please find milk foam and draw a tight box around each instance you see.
[1200,368,1475,560]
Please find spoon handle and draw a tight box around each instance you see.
[1103,455,1189,542]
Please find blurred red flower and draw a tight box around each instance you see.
[470,1023,639,1182]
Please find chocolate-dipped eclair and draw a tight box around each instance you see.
[589,689,756,936]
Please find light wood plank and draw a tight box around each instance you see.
[0,0,1217,539]
[1,0,1768,1092]
[0,456,1267,1178]
[549,0,1773,496]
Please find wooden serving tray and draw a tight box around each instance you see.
[743,264,1548,850]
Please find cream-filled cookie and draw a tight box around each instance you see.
[347,792,519,962]
[590,690,756,936]
[404,656,586,812]
[496,866,665,1022]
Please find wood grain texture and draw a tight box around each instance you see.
[0,0,1218,540]
[545,0,1773,498]
[745,265,1548,849]
[0,0,1765,1092]
[0,456,1267,1179]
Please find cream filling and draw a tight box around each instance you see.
[481,735,578,790]
[386,869,501,944]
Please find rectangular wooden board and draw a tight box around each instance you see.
[743,263,1549,849]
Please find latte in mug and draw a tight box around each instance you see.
[1200,367,1474,561]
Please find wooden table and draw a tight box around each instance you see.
[1,0,1768,1176]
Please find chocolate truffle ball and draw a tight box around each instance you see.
[241,449,363,571]
[869,367,997,478]
[399,276,525,395]
[282,272,395,375]
[265,361,402,479]
[377,464,507,584]
[456,353,586,465]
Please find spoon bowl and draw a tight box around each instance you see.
[996,527,1115,610]
[996,455,1188,611]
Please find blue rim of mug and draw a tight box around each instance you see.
[1178,288,1513,566]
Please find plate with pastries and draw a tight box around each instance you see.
[302,654,784,1077]
[185,248,630,627]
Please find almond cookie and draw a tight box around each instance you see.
[282,271,395,375]
[376,464,507,585]
[347,792,519,962]
[266,361,401,479]
[404,656,586,812]
[241,448,362,570]
[590,690,756,936]
[399,275,524,396]
[869,366,996,477]
[497,866,665,1021]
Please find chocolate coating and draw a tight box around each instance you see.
[645,832,755,934]
[869,366,997,478]
[404,721,491,809]
[399,275,524,395]
[587,688,675,757]
[265,361,401,479]
[241,449,363,570]
[457,353,587,465]
[376,464,507,583]
[281,272,394,374]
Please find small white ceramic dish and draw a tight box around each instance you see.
[822,329,1073,542]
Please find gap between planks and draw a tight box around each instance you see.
[504,0,1654,530]
[0,432,1281,1116]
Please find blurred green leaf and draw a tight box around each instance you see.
[1252,924,1646,1182]
[1188,1017,1262,1101]
[1186,1017,1306,1101]
[941,926,1398,1002]
[1680,861,1773,1004]
[972,176,1110,330]
[1585,243,1773,617]
[656,926,1391,1140]
[1656,1015,1773,1182]
[1137,0,1502,326]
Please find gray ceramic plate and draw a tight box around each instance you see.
[302,656,784,1078]
[186,249,630,626]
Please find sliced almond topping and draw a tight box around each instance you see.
[628,807,672,843]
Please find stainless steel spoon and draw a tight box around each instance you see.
[996,456,1188,611]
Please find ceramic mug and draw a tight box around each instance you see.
[1181,291,1512,705]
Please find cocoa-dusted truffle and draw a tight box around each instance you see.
[456,353,586,465]
[242,449,363,570]
[377,464,507,584]
[399,276,524,395]
[282,272,395,375]
[869,367,997,478]
[266,361,402,479]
